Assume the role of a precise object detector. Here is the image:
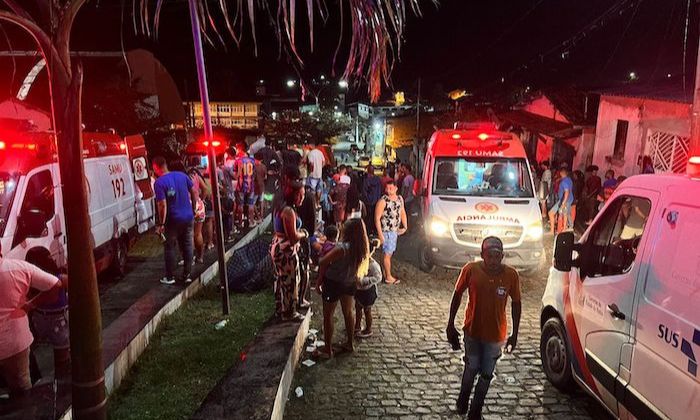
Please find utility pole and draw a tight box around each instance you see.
[188,0,230,314]
[416,78,421,133]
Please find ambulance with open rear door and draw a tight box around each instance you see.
[0,129,155,276]
[540,159,700,419]
[419,123,545,273]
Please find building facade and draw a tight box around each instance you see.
[184,101,261,129]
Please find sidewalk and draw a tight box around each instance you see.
[0,222,265,420]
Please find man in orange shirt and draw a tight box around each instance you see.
[446,237,522,418]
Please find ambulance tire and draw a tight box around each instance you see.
[540,317,576,393]
[419,245,436,273]
[109,237,129,278]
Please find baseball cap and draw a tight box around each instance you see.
[481,236,504,253]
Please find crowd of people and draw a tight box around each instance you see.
[269,142,418,359]
[534,156,653,234]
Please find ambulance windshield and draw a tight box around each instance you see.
[432,157,534,198]
[0,172,18,235]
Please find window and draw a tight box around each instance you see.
[232,105,244,114]
[13,170,55,246]
[614,120,629,158]
[432,157,534,198]
[583,195,651,278]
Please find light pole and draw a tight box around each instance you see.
[188,0,230,315]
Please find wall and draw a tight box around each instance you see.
[592,95,691,177]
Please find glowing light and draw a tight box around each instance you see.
[0,141,5,150]
[338,80,349,88]
[629,71,638,80]
[451,134,461,140]
[478,133,489,141]
[320,75,326,80]
[212,140,221,147]
[119,143,127,151]
[286,80,296,87]
[430,218,449,236]
[373,121,383,131]
[689,156,700,164]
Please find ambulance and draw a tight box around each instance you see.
[540,163,700,419]
[419,123,545,273]
[0,129,155,276]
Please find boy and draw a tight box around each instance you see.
[311,225,339,265]
[354,238,383,338]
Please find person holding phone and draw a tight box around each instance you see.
[446,237,522,418]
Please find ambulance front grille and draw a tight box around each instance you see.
[452,223,523,246]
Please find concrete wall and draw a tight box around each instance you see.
[592,95,691,177]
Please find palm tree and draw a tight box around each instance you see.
[0,1,435,418]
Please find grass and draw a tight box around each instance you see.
[107,285,274,420]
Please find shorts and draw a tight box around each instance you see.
[550,201,572,216]
[321,279,355,303]
[355,286,378,308]
[31,308,70,350]
[235,191,256,206]
[307,177,322,193]
[382,231,398,255]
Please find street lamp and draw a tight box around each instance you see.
[338,80,349,89]
[287,79,297,88]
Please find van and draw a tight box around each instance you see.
[540,170,700,419]
[0,130,155,276]
[419,124,545,273]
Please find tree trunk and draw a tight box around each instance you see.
[50,61,107,420]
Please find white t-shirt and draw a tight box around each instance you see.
[0,259,59,359]
[306,148,326,179]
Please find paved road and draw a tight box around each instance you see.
[285,233,609,419]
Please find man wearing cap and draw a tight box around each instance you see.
[446,237,521,418]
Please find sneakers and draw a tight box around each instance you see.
[160,277,176,285]
[184,277,193,284]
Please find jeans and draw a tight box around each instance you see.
[164,220,194,280]
[0,347,31,399]
[457,334,503,416]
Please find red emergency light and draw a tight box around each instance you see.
[0,141,5,150]
[478,133,489,141]
[688,156,700,178]
[203,140,222,147]
[119,143,127,151]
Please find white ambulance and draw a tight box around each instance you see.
[0,130,155,276]
[541,164,700,419]
[419,124,545,273]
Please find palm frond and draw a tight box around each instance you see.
[136,0,438,102]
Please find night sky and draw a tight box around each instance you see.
[2,0,699,102]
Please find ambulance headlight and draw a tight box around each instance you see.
[526,223,544,241]
[430,217,450,237]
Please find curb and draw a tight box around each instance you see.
[271,310,312,420]
[59,215,271,420]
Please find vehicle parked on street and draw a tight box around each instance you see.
[0,130,155,276]
[540,164,700,419]
[419,123,544,273]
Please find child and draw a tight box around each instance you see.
[354,238,383,338]
[311,225,339,266]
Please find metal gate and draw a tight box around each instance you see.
[647,131,690,173]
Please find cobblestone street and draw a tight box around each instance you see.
[285,234,610,419]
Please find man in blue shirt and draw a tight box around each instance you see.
[153,156,198,285]
[548,166,574,234]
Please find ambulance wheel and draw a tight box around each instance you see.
[540,317,576,393]
[419,245,436,273]
[109,237,128,278]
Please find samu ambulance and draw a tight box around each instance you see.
[541,162,700,419]
[419,123,545,273]
[0,129,155,276]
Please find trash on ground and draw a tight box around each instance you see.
[295,386,304,398]
[301,359,316,367]
[214,320,229,330]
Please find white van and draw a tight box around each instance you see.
[541,170,700,419]
[0,130,155,275]
[419,124,545,273]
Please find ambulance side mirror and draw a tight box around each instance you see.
[553,231,576,272]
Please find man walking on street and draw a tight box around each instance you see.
[446,237,521,419]
[304,142,326,204]
[153,156,198,285]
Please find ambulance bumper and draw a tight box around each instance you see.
[426,236,545,272]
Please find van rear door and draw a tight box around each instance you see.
[627,185,700,420]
